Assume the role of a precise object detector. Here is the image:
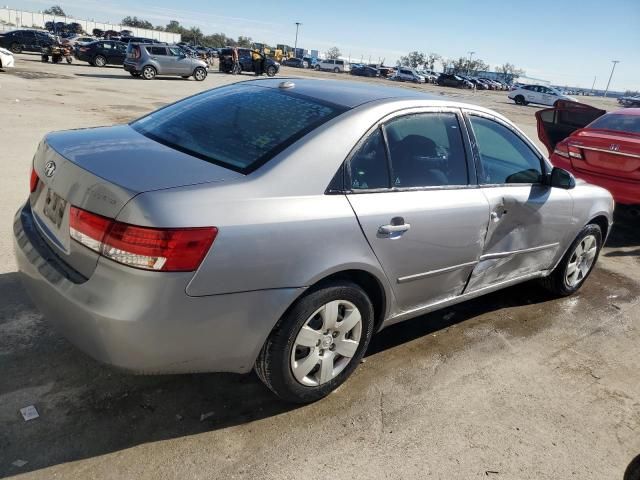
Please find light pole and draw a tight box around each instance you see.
[294,22,302,57]
[467,51,475,75]
[603,60,620,98]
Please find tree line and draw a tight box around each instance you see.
[398,51,524,82]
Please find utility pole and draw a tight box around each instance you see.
[467,51,475,75]
[603,60,620,98]
[294,22,301,57]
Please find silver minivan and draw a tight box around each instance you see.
[124,43,208,81]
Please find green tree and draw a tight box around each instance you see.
[398,51,426,69]
[165,20,183,33]
[43,5,66,16]
[236,36,252,48]
[121,16,154,29]
[325,47,341,60]
[426,53,441,71]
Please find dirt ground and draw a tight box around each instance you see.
[0,54,638,480]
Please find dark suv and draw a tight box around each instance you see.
[219,47,280,76]
[437,73,472,88]
[76,40,127,67]
[0,29,54,53]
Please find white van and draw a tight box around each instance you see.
[395,67,425,83]
[316,58,351,73]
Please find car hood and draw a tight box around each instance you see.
[44,125,242,193]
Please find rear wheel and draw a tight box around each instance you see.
[93,55,106,67]
[333,67,340,73]
[266,65,277,77]
[193,67,207,81]
[10,42,21,54]
[255,281,374,403]
[541,224,602,296]
[142,65,156,80]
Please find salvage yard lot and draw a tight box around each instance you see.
[1,54,638,479]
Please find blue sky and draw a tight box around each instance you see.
[14,0,640,91]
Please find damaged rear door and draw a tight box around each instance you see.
[536,100,606,155]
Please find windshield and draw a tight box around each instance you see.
[588,114,640,134]
[131,84,347,174]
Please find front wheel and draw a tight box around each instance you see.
[255,281,374,403]
[10,42,21,54]
[142,65,156,80]
[514,95,526,105]
[266,65,277,77]
[193,67,207,81]
[333,67,340,73]
[541,224,602,296]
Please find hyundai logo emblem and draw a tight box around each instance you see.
[44,161,56,178]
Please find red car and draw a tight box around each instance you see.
[537,101,640,205]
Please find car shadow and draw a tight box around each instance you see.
[0,267,634,477]
[604,207,640,250]
[74,73,195,81]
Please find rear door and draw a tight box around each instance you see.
[21,31,37,52]
[536,101,606,155]
[464,112,573,290]
[347,109,490,311]
[148,45,172,73]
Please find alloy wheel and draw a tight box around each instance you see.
[290,300,362,387]
[565,234,597,287]
[94,55,106,67]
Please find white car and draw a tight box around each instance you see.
[316,58,351,73]
[509,84,577,106]
[61,35,95,47]
[395,67,425,83]
[0,47,15,69]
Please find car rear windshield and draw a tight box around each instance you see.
[588,114,640,134]
[131,84,347,174]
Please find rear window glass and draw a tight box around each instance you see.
[588,114,640,134]
[131,84,347,174]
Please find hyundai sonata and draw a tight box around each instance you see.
[14,79,613,403]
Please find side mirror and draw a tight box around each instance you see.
[549,167,576,189]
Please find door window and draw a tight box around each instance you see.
[385,113,469,187]
[469,115,543,184]
[149,46,168,55]
[348,129,389,190]
[169,47,182,56]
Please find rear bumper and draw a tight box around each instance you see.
[551,154,640,205]
[13,202,302,374]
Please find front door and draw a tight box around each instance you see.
[346,109,489,311]
[464,112,573,291]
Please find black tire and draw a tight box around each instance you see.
[93,55,107,67]
[193,67,207,81]
[10,42,21,54]
[514,95,524,105]
[314,64,320,70]
[266,65,277,77]
[255,281,375,403]
[141,65,156,80]
[41,55,49,63]
[540,223,602,296]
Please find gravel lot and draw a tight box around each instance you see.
[1,54,638,480]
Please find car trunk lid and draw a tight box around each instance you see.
[536,100,606,155]
[569,129,640,182]
[30,125,241,278]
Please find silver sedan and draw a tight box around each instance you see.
[14,79,614,402]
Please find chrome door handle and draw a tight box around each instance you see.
[378,223,411,234]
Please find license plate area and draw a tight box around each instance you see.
[43,188,67,229]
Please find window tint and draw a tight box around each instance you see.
[469,115,543,184]
[336,60,344,65]
[349,129,389,190]
[148,46,167,55]
[385,113,468,187]
[132,84,347,174]
[589,114,640,134]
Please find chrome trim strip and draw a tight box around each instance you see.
[397,260,478,284]
[578,145,640,160]
[479,242,559,261]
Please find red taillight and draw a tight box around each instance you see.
[29,168,39,193]
[568,145,583,160]
[69,206,217,272]
[553,143,570,159]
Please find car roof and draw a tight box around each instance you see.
[242,77,441,108]
[610,108,640,116]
